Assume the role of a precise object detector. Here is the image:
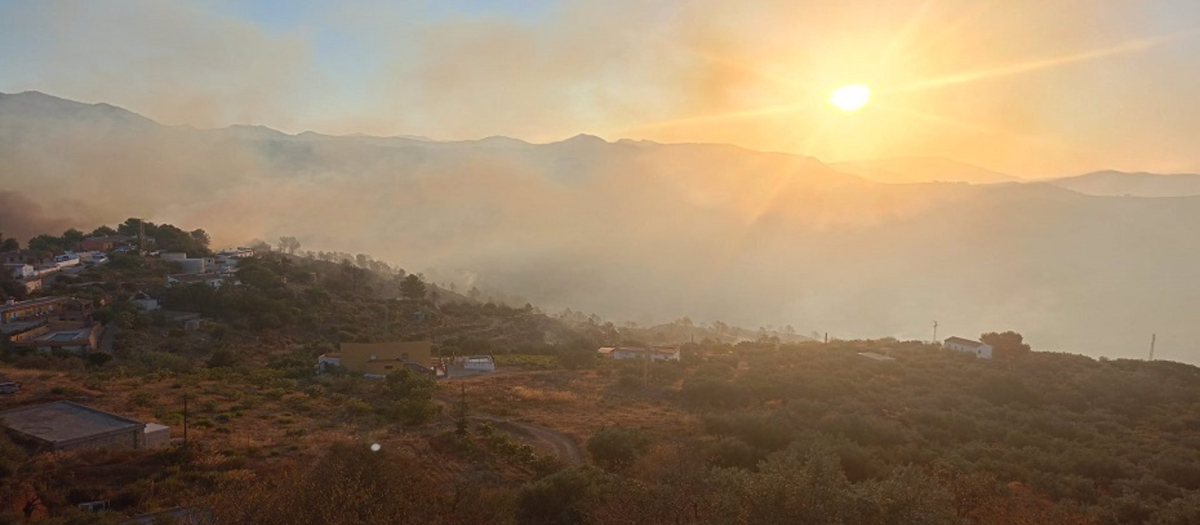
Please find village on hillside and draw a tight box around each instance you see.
[0,221,1191,525]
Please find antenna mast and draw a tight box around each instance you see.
[1150,334,1156,361]
[932,321,938,344]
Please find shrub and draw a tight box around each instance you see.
[516,467,610,525]
[709,437,763,470]
[586,426,650,470]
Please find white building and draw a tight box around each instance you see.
[131,293,160,311]
[52,253,81,269]
[166,273,228,289]
[5,263,33,279]
[602,346,682,362]
[160,252,211,274]
[211,257,240,274]
[943,337,993,359]
[217,247,254,259]
[461,355,496,372]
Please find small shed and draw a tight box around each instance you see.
[141,423,170,448]
[462,355,496,372]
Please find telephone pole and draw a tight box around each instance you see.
[182,393,189,445]
[1149,334,1156,361]
[643,348,650,390]
[932,321,938,344]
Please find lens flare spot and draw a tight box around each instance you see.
[830,84,872,112]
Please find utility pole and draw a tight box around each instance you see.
[643,348,650,390]
[1150,334,1157,361]
[824,332,828,344]
[932,321,938,344]
[182,393,189,445]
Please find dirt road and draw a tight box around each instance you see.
[433,391,585,465]
[474,415,585,465]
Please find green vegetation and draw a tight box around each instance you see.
[585,426,649,470]
[7,220,1200,525]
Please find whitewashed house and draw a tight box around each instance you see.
[217,247,255,259]
[944,337,993,359]
[5,263,33,279]
[131,293,160,311]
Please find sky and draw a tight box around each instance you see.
[3,0,1200,177]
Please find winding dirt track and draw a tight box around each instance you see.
[473,415,585,465]
[432,389,585,465]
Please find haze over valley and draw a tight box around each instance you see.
[4,90,1200,361]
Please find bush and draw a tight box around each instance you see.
[206,348,239,368]
[586,426,650,470]
[709,437,763,470]
[516,467,609,525]
[86,352,114,368]
[681,377,750,409]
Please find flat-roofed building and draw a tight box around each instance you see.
[0,297,69,324]
[11,324,101,354]
[318,341,433,377]
[0,401,166,451]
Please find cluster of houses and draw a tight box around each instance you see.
[316,340,497,379]
[0,296,105,354]
[163,248,252,289]
[592,339,992,364]
[2,248,109,294]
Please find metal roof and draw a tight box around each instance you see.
[945,336,986,348]
[0,296,68,314]
[0,401,143,446]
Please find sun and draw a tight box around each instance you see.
[829,84,872,112]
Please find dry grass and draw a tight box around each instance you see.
[509,386,578,403]
[444,367,701,444]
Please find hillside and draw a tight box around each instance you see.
[1046,170,1200,197]
[831,156,1020,184]
[4,92,1200,361]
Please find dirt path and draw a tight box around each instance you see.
[474,415,585,465]
[433,389,586,465]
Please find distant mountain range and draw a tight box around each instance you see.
[1043,170,1200,197]
[832,157,1021,185]
[4,90,1200,362]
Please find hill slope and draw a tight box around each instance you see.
[4,91,1200,361]
[1046,170,1200,197]
[832,156,1020,184]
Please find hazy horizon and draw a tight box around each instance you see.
[4,1,1200,177]
[4,1,1200,364]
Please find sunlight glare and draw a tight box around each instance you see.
[830,84,872,112]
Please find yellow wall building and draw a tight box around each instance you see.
[319,341,433,377]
